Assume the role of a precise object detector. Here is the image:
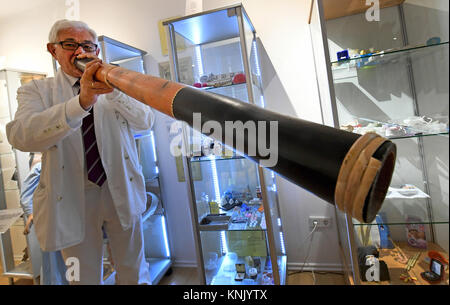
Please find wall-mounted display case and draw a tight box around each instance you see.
[163,4,287,285]
[309,0,449,285]
[97,36,173,285]
[0,69,46,284]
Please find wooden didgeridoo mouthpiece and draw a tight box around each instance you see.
[75,58,397,223]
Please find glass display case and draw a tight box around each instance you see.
[309,0,448,285]
[98,36,173,284]
[163,4,287,285]
[0,69,46,284]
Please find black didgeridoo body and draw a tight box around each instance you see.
[173,87,396,223]
[75,58,397,223]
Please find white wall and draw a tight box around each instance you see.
[0,0,343,270]
[0,1,65,75]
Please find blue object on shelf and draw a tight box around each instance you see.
[376,213,394,249]
[337,50,350,61]
[426,37,441,46]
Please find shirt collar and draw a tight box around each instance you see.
[61,70,80,87]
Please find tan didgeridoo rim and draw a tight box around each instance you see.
[335,133,387,223]
[351,157,382,222]
[335,132,379,212]
[343,137,386,217]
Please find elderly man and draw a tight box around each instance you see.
[6,19,153,284]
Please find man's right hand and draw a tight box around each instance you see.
[78,55,114,110]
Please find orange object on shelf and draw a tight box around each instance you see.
[428,251,448,265]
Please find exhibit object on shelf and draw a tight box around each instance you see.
[406,216,427,249]
[375,214,394,249]
[421,258,445,283]
[386,185,430,199]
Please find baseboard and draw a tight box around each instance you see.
[287,262,343,272]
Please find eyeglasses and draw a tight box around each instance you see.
[56,40,98,52]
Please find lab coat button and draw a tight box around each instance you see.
[125,155,129,160]
[57,196,63,201]
[129,177,133,182]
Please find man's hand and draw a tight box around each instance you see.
[78,54,114,110]
[23,214,33,235]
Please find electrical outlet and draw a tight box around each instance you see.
[309,216,331,229]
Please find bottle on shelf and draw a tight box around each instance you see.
[209,200,220,215]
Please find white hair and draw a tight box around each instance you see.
[48,19,98,43]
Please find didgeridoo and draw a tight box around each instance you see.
[75,58,396,223]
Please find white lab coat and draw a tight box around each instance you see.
[6,69,154,252]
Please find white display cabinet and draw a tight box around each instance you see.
[309,0,448,285]
[163,4,287,285]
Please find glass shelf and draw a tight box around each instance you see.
[353,221,449,226]
[332,42,449,81]
[340,117,449,140]
[347,131,449,140]
[198,82,247,92]
[199,226,267,232]
[198,202,267,232]
[331,41,449,68]
[389,132,449,140]
[190,155,246,163]
[207,255,271,285]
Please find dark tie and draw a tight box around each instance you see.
[74,80,107,187]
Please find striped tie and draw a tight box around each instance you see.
[75,81,107,187]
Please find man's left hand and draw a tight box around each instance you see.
[77,54,114,110]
